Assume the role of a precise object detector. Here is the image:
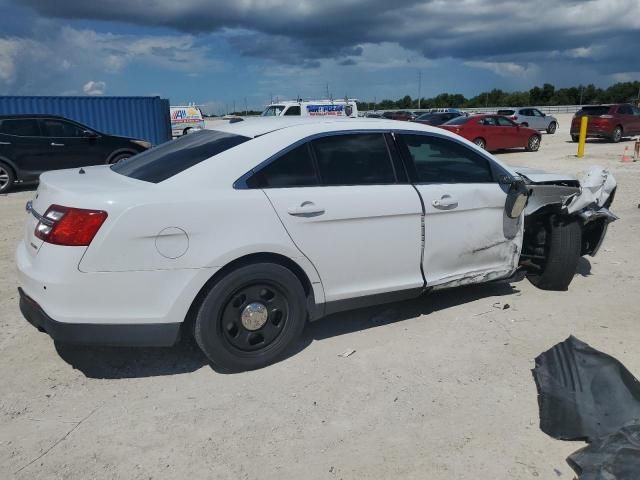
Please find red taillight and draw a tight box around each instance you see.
[511,115,518,120]
[35,204,108,246]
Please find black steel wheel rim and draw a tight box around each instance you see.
[219,282,289,353]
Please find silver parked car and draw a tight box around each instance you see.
[497,108,558,134]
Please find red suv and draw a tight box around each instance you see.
[570,104,640,143]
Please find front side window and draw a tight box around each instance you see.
[0,119,40,137]
[532,109,545,117]
[283,106,301,116]
[312,133,395,185]
[399,134,494,184]
[633,106,640,116]
[41,119,84,137]
[496,116,516,127]
[248,144,317,188]
[112,130,250,183]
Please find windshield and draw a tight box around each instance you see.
[576,106,612,116]
[443,116,471,125]
[111,130,250,183]
[261,105,286,117]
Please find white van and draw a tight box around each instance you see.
[170,105,205,137]
[261,99,358,118]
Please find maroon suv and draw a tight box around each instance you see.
[570,104,640,142]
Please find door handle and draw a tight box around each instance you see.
[50,142,65,147]
[432,195,458,210]
[287,201,325,217]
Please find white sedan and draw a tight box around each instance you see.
[16,118,617,371]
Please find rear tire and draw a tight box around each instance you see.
[526,135,541,152]
[473,137,486,150]
[527,217,582,291]
[194,263,307,372]
[546,122,557,134]
[571,135,579,142]
[0,161,15,194]
[108,153,133,165]
[610,126,622,143]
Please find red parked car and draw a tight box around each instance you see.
[439,114,541,152]
[570,104,640,143]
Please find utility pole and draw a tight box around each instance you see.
[417,71,422,110]
[579,86,584,106]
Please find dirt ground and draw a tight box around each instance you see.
[1,113,639,479]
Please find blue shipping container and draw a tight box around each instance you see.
[0,96,171,145]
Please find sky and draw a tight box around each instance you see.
[1,0,639,114]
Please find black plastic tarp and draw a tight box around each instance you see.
[532,336,640,480]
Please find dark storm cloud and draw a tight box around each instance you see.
[15,0,640,71]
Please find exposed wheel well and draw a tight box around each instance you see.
[182,252,315,335]
[0,158,17,178]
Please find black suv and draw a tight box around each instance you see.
[0,115,151,193]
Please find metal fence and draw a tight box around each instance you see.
[362,105,585,115]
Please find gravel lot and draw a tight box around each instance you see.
[1,113,639,479]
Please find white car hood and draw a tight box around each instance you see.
[514,166,577,184]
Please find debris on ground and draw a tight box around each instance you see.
[338,349,356,358]
[533,336,640,479]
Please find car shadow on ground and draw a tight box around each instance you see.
[54,282,518,379]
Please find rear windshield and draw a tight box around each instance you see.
[443,116,471,125]
[576,106,612,116]
[497,109,515,115]
[111,130,250,183]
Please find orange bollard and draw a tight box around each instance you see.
[635,140,640,161]
[622,146,632,162]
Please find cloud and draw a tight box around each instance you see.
[0,25,222,95]
[83,80,106,96]
[16,0,640,74]
[464,61,538,78]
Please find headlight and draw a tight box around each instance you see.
[131,139,152,149]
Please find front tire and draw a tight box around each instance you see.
[571,134,579,142]
[194,263,307,372]
[0,161,15,194]
[527,217,582,291]
[546,122,557,134]
[526,135,541,152]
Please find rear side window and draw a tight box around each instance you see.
[443,116,471,125]
[41,119,84,137]
[577,106,612,116]
[311,134,395,185]
[0,119,40,136]
[248,144,318,188]
[618,105,633,115]
[112,130,249,183]
[399,134,494,184]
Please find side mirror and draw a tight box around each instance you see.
[504,179,529,218]
[82,130,97,138]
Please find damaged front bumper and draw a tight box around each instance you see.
[518,165,618,256]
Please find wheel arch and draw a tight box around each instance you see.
[0,155,19,180]
[182,252,320,335]
[105,148,137,164]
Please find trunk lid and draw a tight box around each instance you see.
[23,166,152,256]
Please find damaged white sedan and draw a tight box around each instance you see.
[16,118,616,371]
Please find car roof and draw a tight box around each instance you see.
[210,117,452,138]
[0,114,75,120]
